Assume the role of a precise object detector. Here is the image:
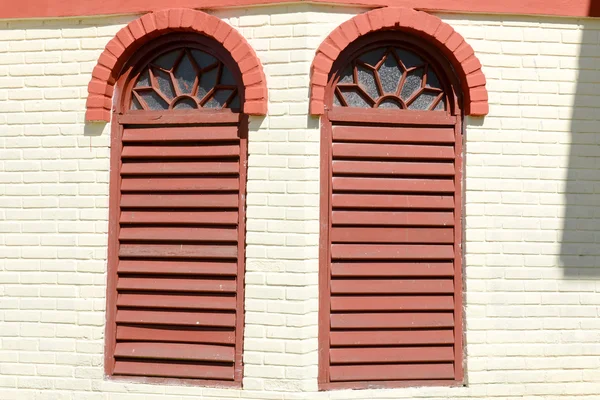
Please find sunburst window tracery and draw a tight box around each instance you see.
[130,48,240,111]
[334,46,447,111]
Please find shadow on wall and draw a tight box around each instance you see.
[561,2,600,277]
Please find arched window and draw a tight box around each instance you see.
[105,33,247,387]
[319,33,464,389]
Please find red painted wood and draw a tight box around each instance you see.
[331,279,454,294]
[4,0,599,20]
[332,161,455,176]
[330,329,454,346]
[330,346,455,364]
[331,262,454,277]
[117,260,237,275]
[331,227,454,244]
[121,145,240,159]
[332,126,455,143]
[332,177,455,193]
[330,295,454,311]
[453,97,465,383]
[120,211,238,225]
[120,194,238,208]
[114,342,235,362]
[327,107,456,125]
[332,211,454,226]
[119,244,237,259]
[117,293,237,310]
[121,162,239,175]
[106,37,247,386]
[333,142,454,160]
[319,31,465,389]
[331,244,455,260]
[329,363,455,382]
[120,177,239,192]
[119,227,238,242]
[332,194,454,209]
[116,310,236,327]
[118,109,240,125]
[113,360,234,381]
[330,313,454,329]
[116,326,235,344]
[117,277,237,293]
[122,126,239,142]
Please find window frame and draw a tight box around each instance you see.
[104,33,247,387]
[318,32,465,390]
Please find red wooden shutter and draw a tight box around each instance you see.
[107,112,246,384]
[320,107,463,388]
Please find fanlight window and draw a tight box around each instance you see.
[334,46,447,111]
[130,48,240,111]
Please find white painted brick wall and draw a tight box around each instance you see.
[1,4,600,399]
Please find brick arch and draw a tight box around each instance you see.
[309,7,488,116]
[86,8,267,122]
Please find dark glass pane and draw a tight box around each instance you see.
[395,48,423,69]
[357,65,379,100]
[221,66,236,86]
[338,66,354,84]
[229,94,240,109]
[153,68,176,100]
[154,50,180,70]
[173,97,198,109]
[378,98,402,109]
[426,69,442,89]
[333,93,342,107]
[191,49,217,69]
[197,67,218,100]
[340,87,371,108]
[408,91,438,110]
[135,70,150,88]
[400,67,424,101]
[434,98,446,111]
[174,53,197,95]
[205,89,234,108]
[130,96,143,110]
[378,54,402,94]
[358,48,385,67]
[138,91,169,110]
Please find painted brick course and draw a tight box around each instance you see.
[1,4,600,399]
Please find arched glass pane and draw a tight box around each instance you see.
[333,45,448,112]
[378,54,402,94]
[130,48,240,111]
[172,97,198,109]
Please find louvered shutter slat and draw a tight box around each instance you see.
[118,244,237,259]
[329,364,455,382]
[331,262,454,277]
[116,326,235,344]
[120,211,239,225]
[117,260,237,276]
[120,194,238,208]
[112,123,243,382]
[330,330,455,346]
[114,361,234,380]
[117,293,237,310]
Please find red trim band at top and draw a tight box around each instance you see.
[309,7,488,116]
[4,0,600,19]
[85,8,268,122]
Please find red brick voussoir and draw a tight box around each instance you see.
[309,7,488,116]
[85,8,268,122]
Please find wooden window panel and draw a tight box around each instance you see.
[319,34,464,390]
[105,35,247,387]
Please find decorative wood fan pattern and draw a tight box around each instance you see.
[130,48,240,111]
[334,47,447,111]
